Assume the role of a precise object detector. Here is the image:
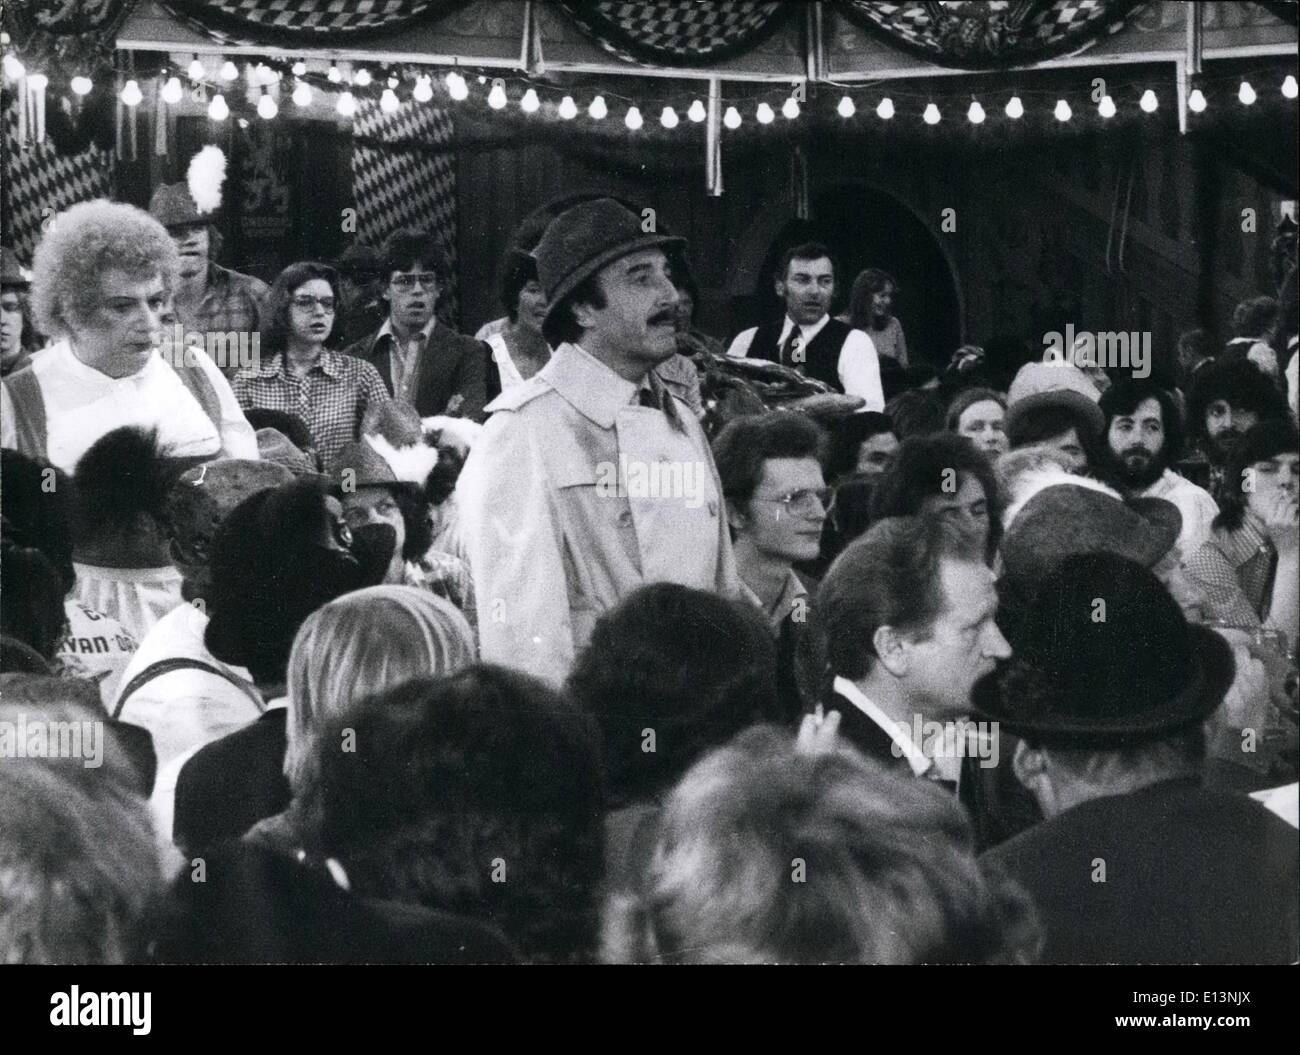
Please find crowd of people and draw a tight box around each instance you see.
[0,161,1298,964]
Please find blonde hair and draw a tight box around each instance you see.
[284,585,475,788]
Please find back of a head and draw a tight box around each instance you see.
[0,540,66,660]
[566,583,778,806]
[299,665,604,963]
[618,725,1038,964]
[1,448,75,590]
[71,426,179,549]
[885,388,946,440]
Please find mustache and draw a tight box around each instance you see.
[648,310,676,326]
[1121,447,1153,460]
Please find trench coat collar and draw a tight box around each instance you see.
[543,342,679,431]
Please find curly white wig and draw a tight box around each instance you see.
[30,199,179,338]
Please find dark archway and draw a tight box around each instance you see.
[747,182,963,370]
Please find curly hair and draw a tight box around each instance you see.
[566,583,779,806]
[1186,358,1290,450]
[260,261,344,353]
[30,200,179,338]
[298,665,605,964]
[606,724,1040,964]
[869,432,1004,564]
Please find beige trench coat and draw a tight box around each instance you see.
[458,343,742,686]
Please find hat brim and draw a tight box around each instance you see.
[1005,388,1105,440]
[971,624,1235,747]
[1126,496,1182,563]
[542,232,686,326]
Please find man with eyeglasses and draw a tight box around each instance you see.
[459,198,741,687]
[344,230,489,422]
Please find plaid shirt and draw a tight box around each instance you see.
[178,264,269,346]
[232,349,390,468]
[1183,519,1277,627]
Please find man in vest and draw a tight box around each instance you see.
[0,200,257,474]
[727,242,884,411]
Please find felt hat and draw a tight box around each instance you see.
[1004,386,1105,442]
[164,457,295,567]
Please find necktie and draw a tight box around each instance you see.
[637,387,662,410]
[780,327,802,371]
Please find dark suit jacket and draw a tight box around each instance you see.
[173,709,290,855]
[823,682,923,778]
[344,319,489,421]
[982,777,1300,964]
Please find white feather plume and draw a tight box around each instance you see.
[187,146,227,215]
[365,433,441,486]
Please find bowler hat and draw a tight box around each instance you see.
[533,198,683,324]
[1001,483,1181,585]
[973,552,1235,746]
[148,182,206,230]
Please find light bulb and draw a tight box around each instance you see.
[120,79,143,106]
[1054,99,1072,121]
[187,57,205,81]
[257,93,278,119]
[967,100,985,124]
[588,95,607,119]
[1238,80,1256,105]
[337,91,356,117]
[660,106,679,129]
[413,76,433,103]
[380,87,399,113]
[161,76,183,104]
[328,65,342,84]
[1098,95,1117,118]
[1187,89,1206,113]
[558,95,577,119]
[1005,95,1024,119]
[1283,75,1298,100]
[782,97,800,119]
[292,61,306,77]
[625,106,643,130]
[71,75,93,96]
[220,60,239,81]
[446,72,468,101]
[688,99,706,122]
[876,97,895,119]
[1139,89,1157,113]
[838,96,856,118]
[354,68,372,88]
[723,105,741,129]
[487,82,507,109]
[387,76,398,89]
[27,72,48,92]
[923,102,941,124]
[520,88,540,113]
[756,102,775,124]
[2,54,24,81]
[293,80,312,107]
[208,93,229,121]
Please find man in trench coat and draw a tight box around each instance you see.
[458,199,742,686]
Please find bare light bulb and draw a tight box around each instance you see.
[923,102,941,124]
[876,97,894,119]
[208,93,229,121]
[559,95,577,119]
[723,106,741,129]
[120,79,143,106]
[161,76,183,105]
[688,99,706,122]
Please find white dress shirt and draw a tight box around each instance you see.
[1137,468,1219,561]
[831,676,933,777]
[726,315,884,411]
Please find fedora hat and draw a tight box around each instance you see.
[973,552,1235,746]
[533,198,683,324]
[1000,482,1181,585]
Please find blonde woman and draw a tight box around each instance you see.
[243,585,475,854]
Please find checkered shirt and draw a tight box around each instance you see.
[1183,520,1278,628]
[231,349,390,468]
[181,264,269,344]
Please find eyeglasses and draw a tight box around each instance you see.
[752,487,832,517]
[390,272,439,291]
[291,294,336,312]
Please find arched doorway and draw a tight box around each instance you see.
[748,181,963,370]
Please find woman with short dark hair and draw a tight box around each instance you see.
[484,249,551,400]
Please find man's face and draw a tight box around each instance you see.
[575,248,679,367]
[736,457,828,564]
[1244,451,1300,529]
[68,269,167,378]
[919,473,990,559]
[0,287,25,365]
[386,264,439,332]
[776,256,834,326]
[856,432,899,478]
[1107,397,1167,488]
[871,284,895,321]
[1043,427,1088,474]
[341,486,406,581]
[957,399,1008,457]
[168,223,210,279]
[903,559,1011,720]
[1204,400,1261,463]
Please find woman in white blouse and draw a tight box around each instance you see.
[485,249,551,399]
